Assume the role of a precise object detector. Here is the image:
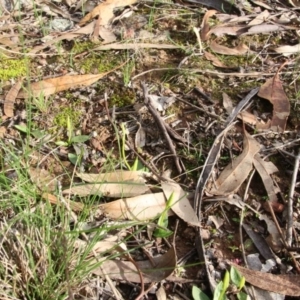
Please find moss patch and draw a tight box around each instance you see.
[0,55,29,81]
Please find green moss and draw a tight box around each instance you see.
[110,88,136,107]
[53,107,80,128]
[0,55,29,80]
[72,41,95,55]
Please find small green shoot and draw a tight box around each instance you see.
[154,192,175,238]
[55,116,90,147]
[192,266,246,300]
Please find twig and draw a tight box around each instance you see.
[141,83,182,174]
[286,148,300,246]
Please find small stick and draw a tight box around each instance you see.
[286,148,300,246]
[141,83,182,174]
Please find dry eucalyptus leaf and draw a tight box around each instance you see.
[99,192,167,220]
[253,155,279,203]
[274,44,300,56]
[229,263,300,296]
[210,131,260,195]
[93,246,177,283]
[4,80,22,117]
[200,10,217,41]
[161,182,200,227]
[258,72,290,132]
[18,71,116,98]
[79,0,138,26]
[210,40,249,55]
[248,10,270,26]
[29,168,57,192]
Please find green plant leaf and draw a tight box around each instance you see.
[230,266,245,289]
[71,135,90,143]
[223,270,230,291]
[14,124,29,134]
[55,141,69,147]
[68,153,80,165]
[237,291,248,300]
[213,281,224,300]
[192,286,210,300]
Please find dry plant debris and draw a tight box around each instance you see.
[1,0,300,299]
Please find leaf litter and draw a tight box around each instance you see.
[1,0,300,299]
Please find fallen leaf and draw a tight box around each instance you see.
[0,126,6,138]
[42,193,85,212]
[259,214,284,252]
[77,170,147,183]
[99,192,167,220]
[200,10,217,41]
[161,182,200,226]
[208,24,248,37]
[17,62,124,98]
[210,40,249,55]
[258,70,290,132]
[274,44,300,56]
[63,181,150,198]
[229,263,300,296]
[29,168,57,192]
[94,43,180,50]
[238,111,258,126]
[244,24,283,35]
[79,0,138,26]
[4,80,22,117]
[222,92,233,114]
[209,130,261,195]
[94,246,177,283]
[204,51,228,68]
[253,155,279,203]
[248,10,270,26]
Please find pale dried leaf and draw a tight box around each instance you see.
[93,246,177,283]
[248,10,270,26]
[156,285,167,300]
[94,43,180,50]
[253,155,279,203]
[210,131,261,195]
[79,0,138,26]
[259,214,284,252]
[42,192,85,212]
[208,25,247,37]
[204,51,228,68]
[258,73,290,132]
[238,111,258,125]
[63,181,150,198]
[210,40,249,55]
[222,92,233,114]
[77,170,147,183]
[18,72,111,98]
[200,10,217,41]
[244,24,282,35]
[29,168,57,192]
[135,124,146,148]
[0,126,6,138]
[99,192,167,220]
[4,80,22,117]
[229,263,300,296]
[161,182,200,226]
[274,44,300,56]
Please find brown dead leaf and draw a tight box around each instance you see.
[258,69,290,132]
[99,192,167,220]
[94,246,177,283]
[210,40,249,55]
[161,182,200,227]
[77,170,147,183]
[0,126,6,138]
[248,10,270,26]
[42,193,85,212]
[204,51,228,68]
[4,80,22,117]
[274,43,300,56]
[209,130,261,195]
[29,168,57,192]
[253,155,279,203]
[18,62,124,98]
[200,10,217,41]
[229,263,300,296]
[79,0,138,26]
[208,24,248,37]
[243,24,283,35]
[238,111,258,126]
[222,92,233,114]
